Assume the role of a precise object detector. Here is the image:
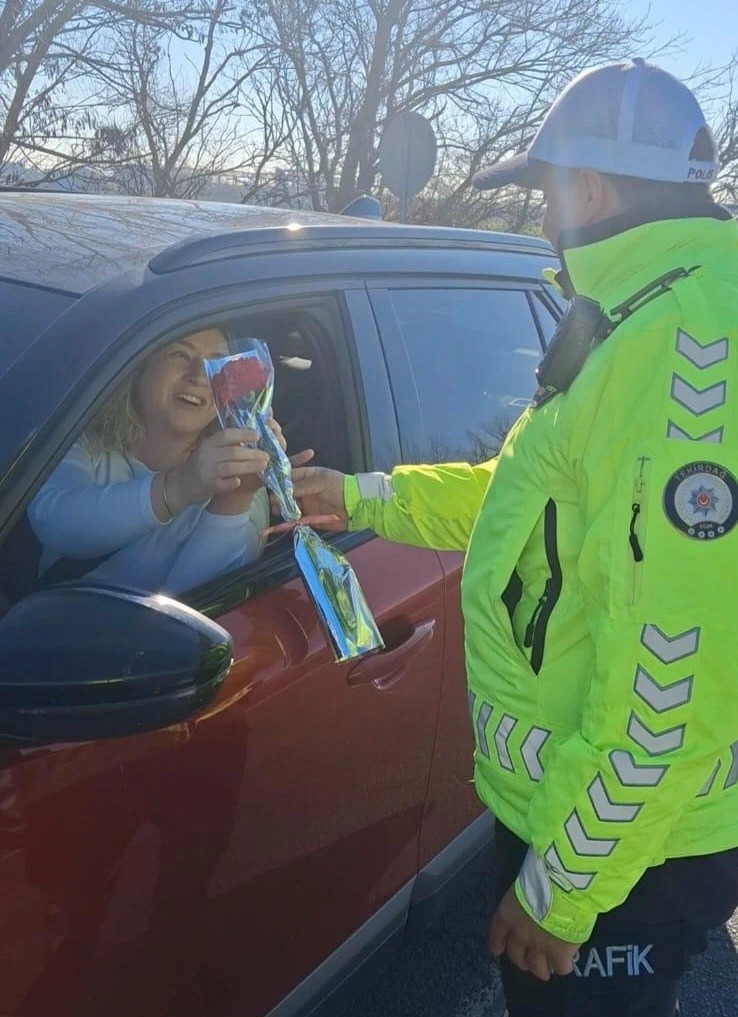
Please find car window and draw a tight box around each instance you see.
[0,298,356,614]
[389,288,542,463]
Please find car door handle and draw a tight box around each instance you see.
[346,619,436,690]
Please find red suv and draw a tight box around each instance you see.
[0,192,559,1017]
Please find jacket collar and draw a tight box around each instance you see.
[557,204,736,311]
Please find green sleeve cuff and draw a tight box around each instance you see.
[515,876,595,945]
[343,474,362,525]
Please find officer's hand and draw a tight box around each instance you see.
[489,886,579,982]
[284,466,348,531]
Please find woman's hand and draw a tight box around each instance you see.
[155,420,316,520]
[267,414,287,453]
[162,429,269,515]
[211,418,313,518]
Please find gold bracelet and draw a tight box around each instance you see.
[161,470,175,520]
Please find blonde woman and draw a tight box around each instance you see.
[28,328,303,594]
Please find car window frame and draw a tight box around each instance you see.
[367,275,553,464]
[1,245,558,498]
[537,285,566,322]
[0,276,397,617]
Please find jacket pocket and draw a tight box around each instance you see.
[522,499,562,674]
[626,455,651,606]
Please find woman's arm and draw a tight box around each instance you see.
[163,487,270,593]
[27,444,164,559]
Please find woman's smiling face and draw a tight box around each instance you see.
[135,329,228,443]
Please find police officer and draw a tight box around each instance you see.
[291,59,738,1016]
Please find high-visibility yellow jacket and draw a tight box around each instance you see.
[345,210,738,943]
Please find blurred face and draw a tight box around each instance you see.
[135,328,228,443]
[542,169,588,247]
[542,167,623,249]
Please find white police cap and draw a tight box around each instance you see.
[473,58,719,191]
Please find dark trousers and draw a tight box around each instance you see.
[494,823,738,1017]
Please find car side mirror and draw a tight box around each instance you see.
[0,583,232,744]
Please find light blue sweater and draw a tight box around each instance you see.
[28,442,270,594]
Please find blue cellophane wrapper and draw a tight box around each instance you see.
[204,339,383,663]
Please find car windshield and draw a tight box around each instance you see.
[0,278,76,376]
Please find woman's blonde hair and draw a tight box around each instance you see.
[83,369,146,457]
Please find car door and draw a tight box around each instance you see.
[0,280,446,1017]
[189,534,446,1017]
[368,276,553,865]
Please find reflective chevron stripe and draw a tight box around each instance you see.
[475,701,493,759]
[634,666,692,713]
[697,759,721,797]
[518,850,552,921]
[494,714,517,771]
[666,421,724,444]
[640,625,700,664]
[468,690,476,719]
[544,845,594,891]
[724,743,738,790]
[520,727,550,781]
[610,749,666,787]
[564,810,617,857]
[676,330,728,369]
[588,775,641,822]
[471,712,550,781]
[671,375,726,416]
[547,620,700,866]
[627,713,685,756]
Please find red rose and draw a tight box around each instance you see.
[210,370,232,407]
[211,356,268,407]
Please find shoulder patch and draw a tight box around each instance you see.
[663,461,738,541]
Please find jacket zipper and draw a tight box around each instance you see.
[628,456,650,605]
[524,580,551,648]
[523,500,562,674]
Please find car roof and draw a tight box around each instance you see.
[0,191,553,295]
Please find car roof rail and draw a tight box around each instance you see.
[339,195,382,219]
[148,224,553,274]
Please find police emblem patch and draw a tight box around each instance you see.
[663,461,738,540]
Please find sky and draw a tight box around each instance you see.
[626,0,736,79]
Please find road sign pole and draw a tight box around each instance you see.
[399,187,408,223]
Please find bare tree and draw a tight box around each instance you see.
[713,58,738,205]
[90,1,278,198]
[4,0,731,227]
[405,116,545,232]
[0,0,203,77]
[0,0,204,180]
[245,0,655,214]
